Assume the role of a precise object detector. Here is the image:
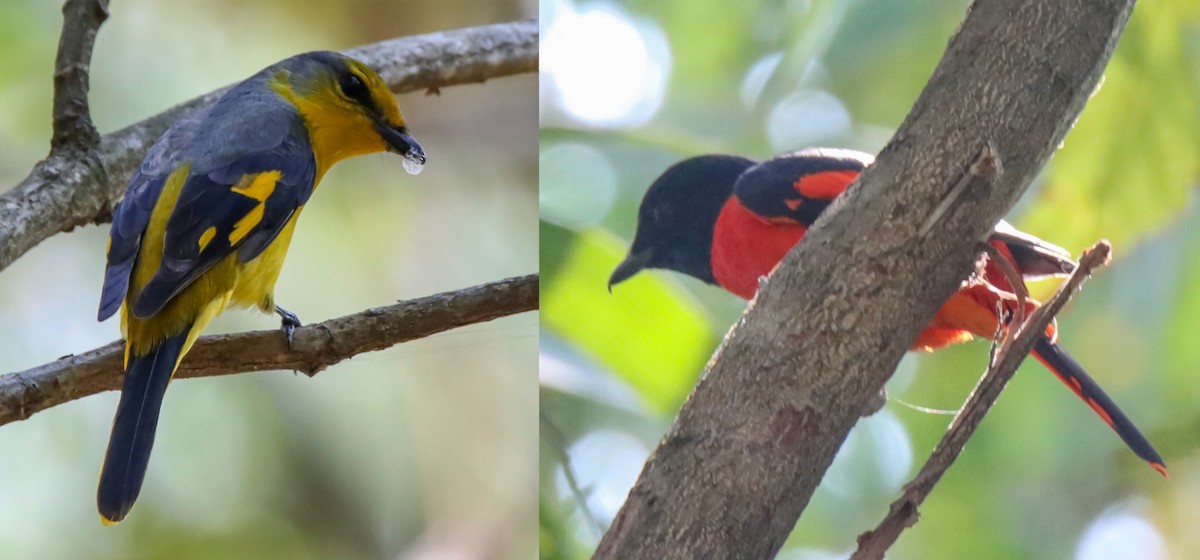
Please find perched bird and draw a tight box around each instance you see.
[609,148,1166,476]
[96,51,426,524]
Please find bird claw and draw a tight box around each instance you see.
[275,305,302,349]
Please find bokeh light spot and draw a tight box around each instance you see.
[556,429,649,524]
[542,1,669,127]
[539,142,618,229]
[766,90,852,151]
[1076,506,1165,560]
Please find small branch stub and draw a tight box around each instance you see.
[919,143,1002,238]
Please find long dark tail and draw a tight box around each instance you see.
[1032,336,1166,476]
[98,329,190,524]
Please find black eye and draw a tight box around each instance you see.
[339,72,371,105]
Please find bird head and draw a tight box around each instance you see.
[273,51,425,173]
[609,155,756,290]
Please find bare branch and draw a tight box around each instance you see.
[0,274,538,427]
[0,18,538,274]
[51,0,108,152]
[982,241,1029,357]
[595,0,1135,557]
[851,242,1112,560]
[348,20,539,95]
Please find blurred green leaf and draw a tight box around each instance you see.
[827,0,967,127]
[754,0,852,115]
[1163,222,1200,416]
[539,126,728,156]
[1022,1,1200,251]
[542,229,716,412]
[630,0,755,96]
[540,491,584,560]
[541,220,576,287]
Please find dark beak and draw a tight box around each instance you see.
[609,250,650,293]
[376,122,426,165]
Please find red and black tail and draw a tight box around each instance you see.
[97,329,189,524]
[1032,336,1166,476]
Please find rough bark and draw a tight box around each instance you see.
[0,18,538,273]
[0,274,538,426]
[594,0,1135,558]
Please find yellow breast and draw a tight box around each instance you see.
[228,211,303,311]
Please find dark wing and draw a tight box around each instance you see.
[129,138,316,319]
[732,148,872,225]
[987,220,1077,280]
[729,150,1074,282]
[99,173,166,321]
[98,111,207,322]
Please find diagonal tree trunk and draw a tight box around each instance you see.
[594,0,1136,558]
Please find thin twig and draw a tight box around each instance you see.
[540,412,604,537]
[851,242,1112,560]
[0,274,538,427]
[981,241,1029,365]
[0,19,538,274]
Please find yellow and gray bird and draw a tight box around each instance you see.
[96,51,425,525]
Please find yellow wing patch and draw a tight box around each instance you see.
[228,171,281,245]
[229,206,265,245]
[231,171,280,202]
[198,226,217,251]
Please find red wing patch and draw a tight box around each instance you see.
[793,170,860,201]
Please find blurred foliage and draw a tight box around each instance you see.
[540,0,1200,558]
[0,1,536,559]
[543,228,714,411]
[1023,0,1200,252]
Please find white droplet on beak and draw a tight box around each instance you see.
[402,152,424,175]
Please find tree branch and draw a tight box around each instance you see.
[851,242,1112,560]
[595,0,1135,558]
[51,0,108,153]
[0,17,538,274]
[0,274,538,427]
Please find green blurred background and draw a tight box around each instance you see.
[539,0,1200,558]
[0,1,536,559]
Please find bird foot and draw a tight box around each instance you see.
[275,305,302,348]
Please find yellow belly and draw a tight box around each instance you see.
[124,210,302,356]
[229,211,302,311]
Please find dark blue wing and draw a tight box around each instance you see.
[733,148,871,225]
[99,174,163,321]
[129,139,316,319]
[98,111,207,322]
[99,81,317,322]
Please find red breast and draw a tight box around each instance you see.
[711,196,807,299]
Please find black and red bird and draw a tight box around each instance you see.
[609,148,1166,476]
